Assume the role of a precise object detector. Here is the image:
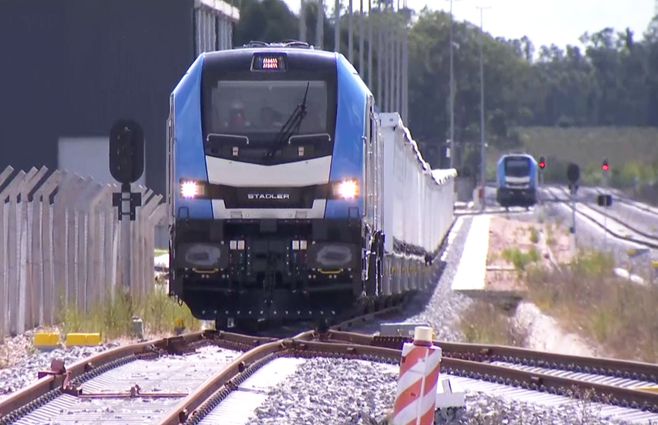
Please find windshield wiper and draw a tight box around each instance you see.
[264,82,310,161]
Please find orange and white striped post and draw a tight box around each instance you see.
[392,326,442,425]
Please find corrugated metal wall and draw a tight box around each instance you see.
[194,2,237,55]
[0,0,239,197]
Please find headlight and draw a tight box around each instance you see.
[181,181,201,199]
[333,179,359,200]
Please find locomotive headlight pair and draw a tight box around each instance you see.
[180,181,203,199]
[333,179,359,200]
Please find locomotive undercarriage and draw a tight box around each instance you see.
[171,218,368,330]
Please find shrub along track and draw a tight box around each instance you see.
[2,329,657,424]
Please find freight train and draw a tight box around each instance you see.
[167,42,456,330]
[496,153,538,208]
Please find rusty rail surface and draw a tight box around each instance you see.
[0,331,202,419]
[329,331,658,382]
[3,329,658,424]
[159,337,401,425]
[0,330,274,423]
[327,330,658,412]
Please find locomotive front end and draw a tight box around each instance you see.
[168,47,367,329]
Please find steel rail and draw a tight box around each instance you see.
[0,331,208,420]
[0,330,278,423]
[556,186,658,241]
[325,331,658,411]
[327,331,658,382]
[545,187,658,249]
[158,337,402,425]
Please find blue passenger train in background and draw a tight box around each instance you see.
[166,42,456,331]
[496,153,538,208]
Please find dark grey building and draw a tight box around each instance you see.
[0,0,238,194]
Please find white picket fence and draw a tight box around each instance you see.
[0,166,167,338]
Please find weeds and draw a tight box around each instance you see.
[529,227,539,244]
[57,284,200,342]
[460,300,527,346]
[526,250,658,362]
[502,248,540,272]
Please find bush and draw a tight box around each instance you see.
[526,251,658,362]
[529,227,539,244]
[58,286,200,341]
[502,248,540,271]
[459,301,527,346]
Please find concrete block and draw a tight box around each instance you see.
[34,332,61,348]
[65,333,102,346]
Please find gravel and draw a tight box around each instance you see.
[400,216,473,341]
[249,358,398,425]
[0,331,118,401]
[242,356,632,425]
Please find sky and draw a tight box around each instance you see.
[283,0,655,50]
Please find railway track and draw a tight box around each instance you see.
[2,329,657,424]
[543,186,658,250]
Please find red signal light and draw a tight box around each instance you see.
[539,161,546,169]
[602,160,609,172]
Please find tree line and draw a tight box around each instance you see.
[233,1,658,170]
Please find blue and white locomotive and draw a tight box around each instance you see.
[496,153,538,208]
[167,42,455,330]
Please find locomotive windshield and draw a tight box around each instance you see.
[208,80,327,135]
[504,157,531,177]
[203,79,334,164]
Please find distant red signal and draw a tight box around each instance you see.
[538,156,546,170]
[602,160,609,172]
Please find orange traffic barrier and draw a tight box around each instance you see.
[392,326,442,425]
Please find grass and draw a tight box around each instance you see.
[502,247,540,272]
[526,250,658,362]
[460,300,527,346]
[529,226,539,244]
[59,285,200,341]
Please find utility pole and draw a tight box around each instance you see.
[448,0,455,169]
[377,8,383,107]
[316,0,324,49]
[300,0,307,42]
[478,6,489,211]
[359,0,364,75]
[348,0,353,62]
[367,0,373,88]
[334,0,340,52]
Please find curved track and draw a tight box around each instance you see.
[543,186,658,249]
[3,330,658,424]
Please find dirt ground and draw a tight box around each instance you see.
[485,214,598,356]
[486,215,573,292]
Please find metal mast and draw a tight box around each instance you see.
[300,0,307,41]
[316,0,324,48]
[348,0,353,62]
[334,0,340,52]
[478,7,488,211]
[448,0,455,168]
[359,0,364,75]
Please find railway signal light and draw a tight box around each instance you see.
[566,163,580,184]
[538,156,546,170]
[110,120,144,185]
[601,159,609,172]
[110,119,143,221]
[597,194,613,207]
